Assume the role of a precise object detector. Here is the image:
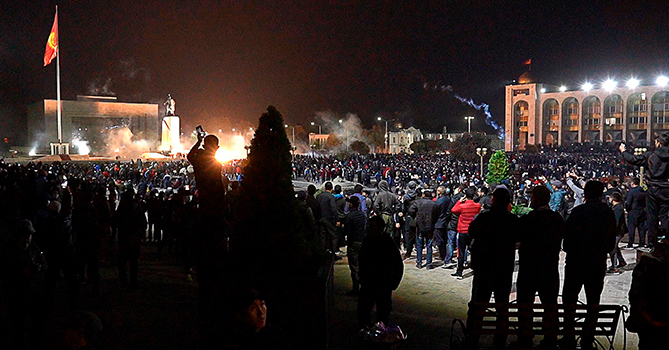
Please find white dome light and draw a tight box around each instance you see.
[656,76,669,87]
[602,79,617,91]
[559,85,567,92]
[582,82,593,92]
[626,78,640,89]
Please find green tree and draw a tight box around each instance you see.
[410,140,427,154]
[236,106,321,274]
[350,140,370,155]
[364,124,386,152]
[324,133,341,150]
[450,132,491,162]
[486,150,510,185]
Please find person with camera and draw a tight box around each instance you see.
[620,134,669,249]
[187,127,228,348]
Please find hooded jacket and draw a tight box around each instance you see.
[374,180,399,215]
[622,147,669,188]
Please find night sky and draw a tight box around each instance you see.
[2,0,669,144]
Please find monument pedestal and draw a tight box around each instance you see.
[50,142,70,155]
[161,115,181,151]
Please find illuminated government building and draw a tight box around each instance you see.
[505,72,669,151]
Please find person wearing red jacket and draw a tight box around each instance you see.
[450,186,481,279]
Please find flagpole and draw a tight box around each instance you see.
[55,5,62,144]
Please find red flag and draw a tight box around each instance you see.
[523,59,532,65]
[44,12,58,66]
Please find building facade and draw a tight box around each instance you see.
[505,72,669,151]
[28,95,159,154]
[388,126,423,154]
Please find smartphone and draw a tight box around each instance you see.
[196,125,205,138]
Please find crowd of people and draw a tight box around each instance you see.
[1,140,668,348]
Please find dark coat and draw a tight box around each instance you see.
[434,195,451,229]
[564,199,617,266]
[625,186,647,212]
[408,197,440,233]
[468,207,519,272]
[622,147,669,188]
[518,207,565,271]
[358,233,404,291]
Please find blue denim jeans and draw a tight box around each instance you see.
[416,230,434,266]
[445,230,457,262]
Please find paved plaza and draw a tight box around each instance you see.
[331,247,640,350]
[0,243,642,349]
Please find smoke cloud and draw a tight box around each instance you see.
[314,111,368,151]
[103,127,154,159]
[87,77,115,96]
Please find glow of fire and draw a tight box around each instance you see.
[215,134,247,163]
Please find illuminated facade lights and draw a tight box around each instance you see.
[626,78,640,89]
[506,72,669,151]
[602,79,617,91]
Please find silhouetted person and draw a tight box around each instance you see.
[187,132,227,349]
[357,216,404,328]
[620,134,669,248]
[0,219,47,350]
[408,189,440,269]
[626,235,669,350]
[625,177,647,248]
[515,185,565,349]
[112,188,146,289]
[344,195,367,296]
[608,192,627,274]
[562,180,617,349]
[465,187,518,349]
[317,181,339,254]
[450,186,481,279]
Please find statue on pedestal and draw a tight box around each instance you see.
[164,94,176,116]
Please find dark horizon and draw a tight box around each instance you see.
[2,0,669,144]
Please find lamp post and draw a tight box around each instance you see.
[476,147,488,176]
[377,117,394,153]
[285,124,295,146]
[339,119,349,152]
[311,122,322,150]
[465,116,474,133]
[310,122,322,135]
[634,147,648,187]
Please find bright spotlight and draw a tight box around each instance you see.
[626,78,640,89]
[559,85,567,92]
[540,88,546,93]
[656,76,669,87]
[582,82,593,92]
[603,79,617,91]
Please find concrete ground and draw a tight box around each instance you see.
[330,246,640,350]
[0,243,641,349]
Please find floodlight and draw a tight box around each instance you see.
[602,79,616,91]
[582,82,593,92]
[626,78,640,89]
[559,85,567,92]
[656,76,669,87]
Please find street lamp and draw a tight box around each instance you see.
[310,122,322,135]
[476,148,488,176]
[339,119,349,152]
[634,147,648,187]
[285,124,295,146]
[377,117,394,153]
[465,116,474,133]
